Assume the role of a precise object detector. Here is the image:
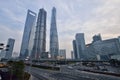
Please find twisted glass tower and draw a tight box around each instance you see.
[31,8,47,60]
[50,7,59,59]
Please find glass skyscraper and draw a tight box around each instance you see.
[72,40,78,59]
[75,33,86,60]
[31,8,47,60]
[50,7,59,59]
[20,10,36,59]
[5,38,15,59]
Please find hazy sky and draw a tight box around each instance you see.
[0,0,120,58]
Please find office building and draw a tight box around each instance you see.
[50,7,59,59]
[32,8,47,60]
[71,51,74,59]
[93,38,120,56]
[58,49,66,59]
[118,36,120,43]
[20,10,36,59]
[92,34,102,43]
[85,44,97,60]
[86,37,120,60]
[75,33,86,60]
[72,40,78,59]
[5,38,15,59]
[0,50,6,60]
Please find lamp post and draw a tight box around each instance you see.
[0,43,9,61]
[0,43,4,50]
[0,43,9,51]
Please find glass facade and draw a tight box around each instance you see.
[93,38,120,56]
[20,10,36,59]
[5,38,15,59]
[75,33,86,60]
[31,8,47,60]
[72,40,78,59]
[92,34,102,43]
[50,7,59,59]
[59,49,66,59]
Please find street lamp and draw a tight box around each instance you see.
[0,43,4,46]
[0,43,9,51]
[0,43,4,50]
[0,43,9,60]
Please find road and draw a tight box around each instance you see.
[50,72,95,80]
[25,66,120,80]
[25,66,50,80]
[60,65,120,80]
[25,66,95,80]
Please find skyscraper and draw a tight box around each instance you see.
[75,33,86,60]
[20,10,36,59]
[31,8,47,60]
[72,40,78,59]
[0,50,6,60]
[71,51,74,59]
[5,38,15,59]
[50,7,59,59]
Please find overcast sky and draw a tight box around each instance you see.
[0,0,120,58]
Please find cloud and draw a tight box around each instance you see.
[56,0,120,58]
[81,0,120,43]
[0,0,120,58]
[1,8,25,24]
[0,24,23,55]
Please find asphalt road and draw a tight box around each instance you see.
[50,72,95,80]
[25,66,94,80]
[25,66,120,80]
[60,65,120,80]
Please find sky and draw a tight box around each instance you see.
[0,0,120,58]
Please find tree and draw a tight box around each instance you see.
[7,61,25,80]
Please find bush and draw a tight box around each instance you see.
[7,60,30,80]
